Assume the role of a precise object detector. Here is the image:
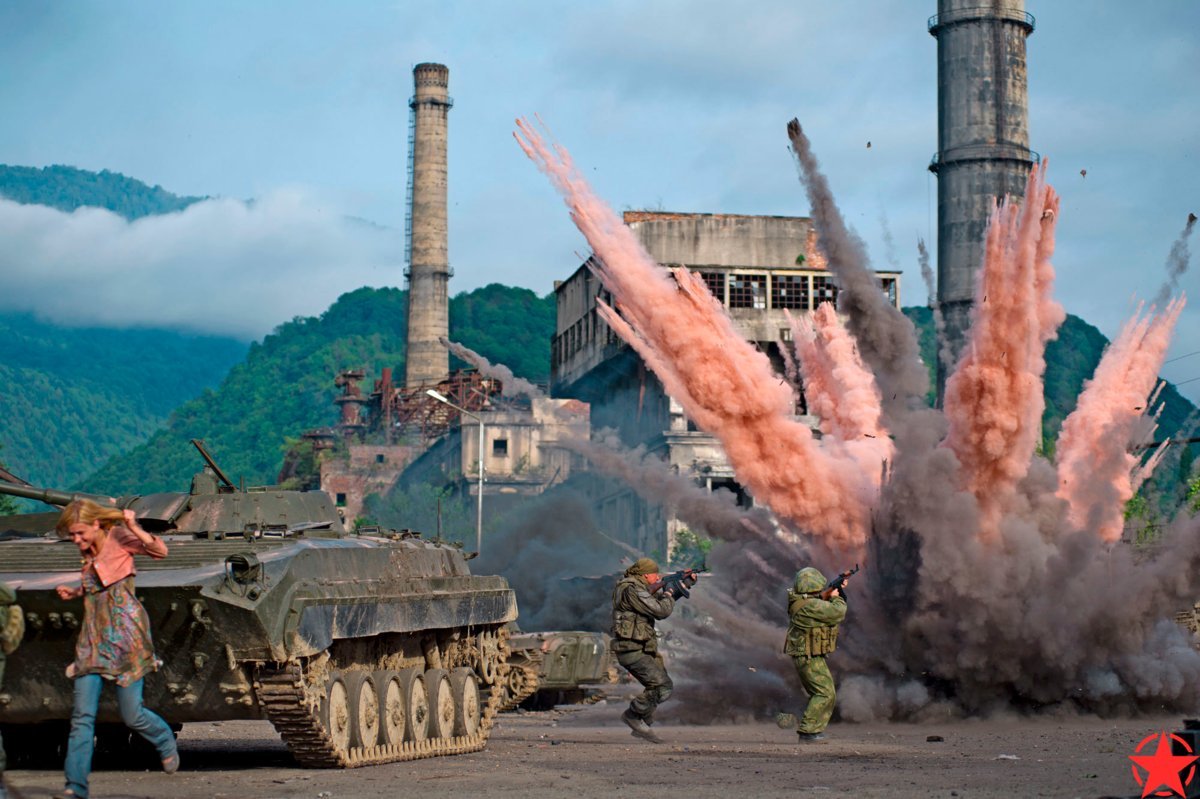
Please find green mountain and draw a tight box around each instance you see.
[0,164,203,219]
[78,284,555,494]
[0,312,246,487]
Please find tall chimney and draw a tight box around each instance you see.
[929,1,1036,400]
[405,62,453,387]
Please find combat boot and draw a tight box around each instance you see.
[797,731,827,743]
[622,709,664,744]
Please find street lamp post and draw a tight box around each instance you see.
[425,389,484,554]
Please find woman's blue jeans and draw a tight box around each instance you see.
[64,674,176,798]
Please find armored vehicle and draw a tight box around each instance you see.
[502,629,617,710]
[0,444,517,768]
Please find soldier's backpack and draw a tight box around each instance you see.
[1,602,24,655]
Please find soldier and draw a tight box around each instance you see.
[784,566,849,742]
[611,557,685,744]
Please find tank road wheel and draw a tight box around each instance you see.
[397,667,429,743]
[477,630,501,685]
[502,659,539,710]
[320,671,353,754]
[344,671,380,748]
[375,670,406,746]
[450,667,481,736]
[424,668,455,739]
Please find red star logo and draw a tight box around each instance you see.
[1129,731,1199,798]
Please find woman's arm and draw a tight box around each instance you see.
[55,583,84,600]
[121,509,169,558]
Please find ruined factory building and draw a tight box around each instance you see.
[551,211,901,557]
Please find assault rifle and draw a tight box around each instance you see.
[647,566,709,600]
[819,564,859,601]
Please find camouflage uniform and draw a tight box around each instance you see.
[784,567,846,737]
[611,558,676,724]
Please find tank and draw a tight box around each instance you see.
[501,628,618,711]
[0,443,517,768]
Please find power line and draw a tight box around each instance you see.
[1165,349,1200,364]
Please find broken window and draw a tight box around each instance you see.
[880,276,898,307]
[729,274,767,309]
[335,493,347,507]
[698,271,726,304]
[375,454,386,464]
[771,274,809,310]
[492,439,509,457]
[812,275,839,308]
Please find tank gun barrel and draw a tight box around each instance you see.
[0,481,116,508]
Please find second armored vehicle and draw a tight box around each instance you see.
[502,629,618,710]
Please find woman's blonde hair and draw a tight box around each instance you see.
[56,499,124,538]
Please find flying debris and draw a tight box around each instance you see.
[1080,168,1087,178]
[866,141,872,149]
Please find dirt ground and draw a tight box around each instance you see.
[2,698,1186,799]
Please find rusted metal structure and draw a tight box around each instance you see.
[329,367,500,445]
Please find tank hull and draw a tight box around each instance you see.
[1,532,517,765]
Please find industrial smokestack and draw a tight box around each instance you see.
[929,1,1036,401]
[405,62,453,387]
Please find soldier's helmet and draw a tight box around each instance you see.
[793,567,826,594]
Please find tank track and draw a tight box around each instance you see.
[254,628,509,768]
[499,654,542,711]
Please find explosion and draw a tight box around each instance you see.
[515,117,1199,720]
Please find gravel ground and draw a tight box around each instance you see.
[2,700,1185,799]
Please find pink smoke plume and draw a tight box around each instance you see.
[941,163,1064,538]
[514,117,876,553]
[1055,296,1187,541]
[789,303,893,478]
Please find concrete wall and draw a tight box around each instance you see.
[625,212,812,268]
[319,443,417,522]
[931,0,1035,395]
[400,398,590,496]
[405,62,452,387]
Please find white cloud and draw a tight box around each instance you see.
[0,190,404,339]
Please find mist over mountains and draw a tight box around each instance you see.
[0,163,401,339]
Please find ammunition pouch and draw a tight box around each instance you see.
[783,620,839,658]
[612,610,655,644]
[807,625,838,656]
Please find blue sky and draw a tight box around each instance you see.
[0,1,1197,400]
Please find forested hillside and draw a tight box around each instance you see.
[0,164,203,219]
[904,306,1197,447]
[78,284,555,494]
[0,312,246,487]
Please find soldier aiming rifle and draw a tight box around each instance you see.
[610,559,707,744]
[782,564,857,742]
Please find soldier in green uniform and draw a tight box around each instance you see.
[611,557,682,744]
[784,566,848,742]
